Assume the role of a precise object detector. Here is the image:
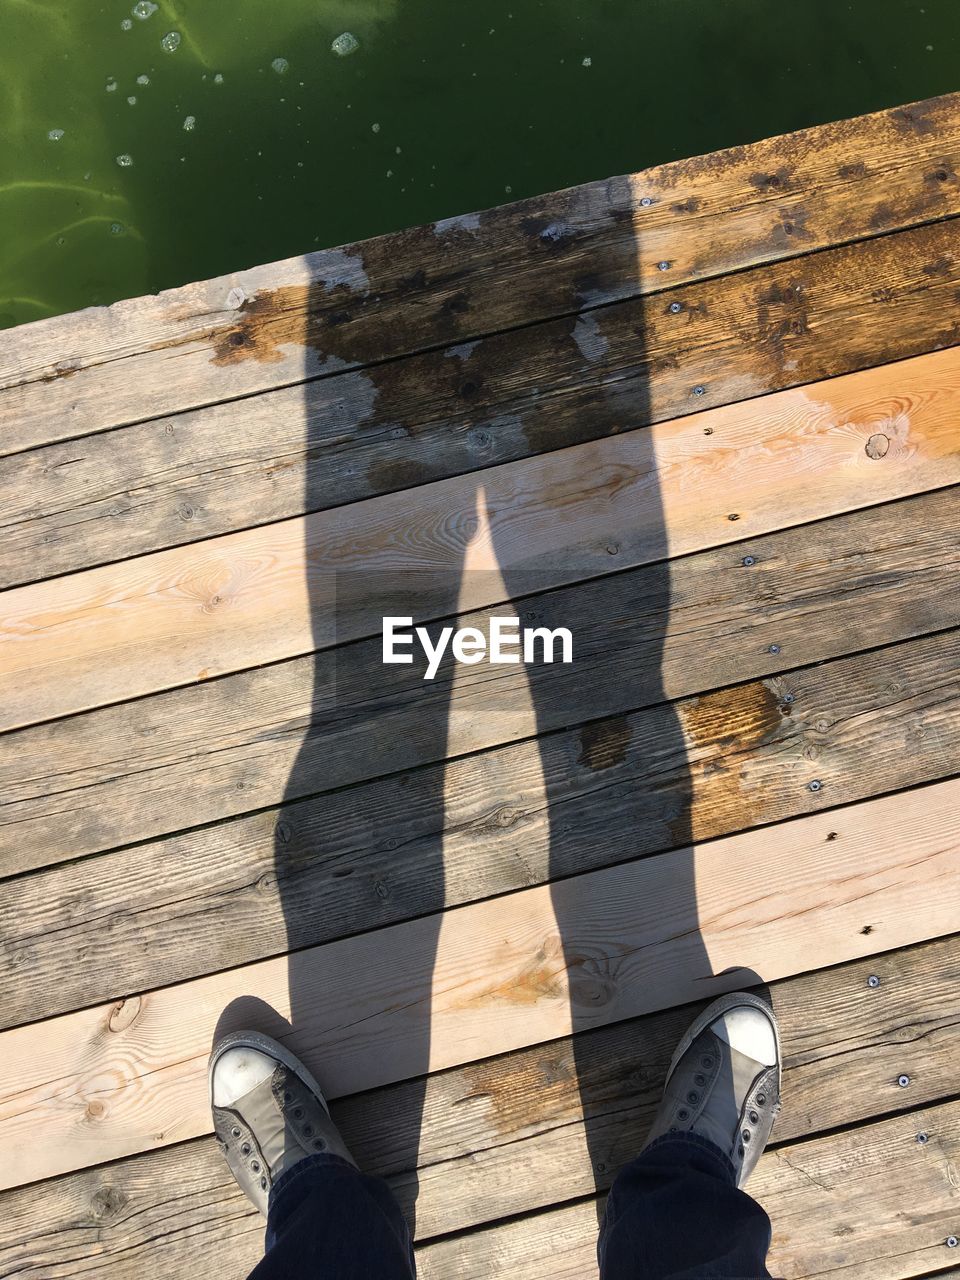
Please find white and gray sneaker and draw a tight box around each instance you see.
[209,1030,356,1216]
[641,991,782,1186]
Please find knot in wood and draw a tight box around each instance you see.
[865,432,890,459]
[108,994,142,1033]
[91,1186,128,1222]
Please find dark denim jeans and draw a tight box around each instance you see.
[248,1133,772,1279]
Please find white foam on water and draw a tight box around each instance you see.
[332,32,359,57]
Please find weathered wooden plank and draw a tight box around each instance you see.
[4,485,957,877]
[1,935,957,1275]
[4,343,960,732]
[5,215,960,590]
[4,93,959,456]
[1,777,958,1188]
[418,1100,960,1280]
[5,621,959,1028]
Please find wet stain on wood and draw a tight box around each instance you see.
[578,716,632,772]
[678,681,785,839]
[211,285,314,366]
[749,168,792,192]
[458,1039,579,1138]
[366,457,440,493]
[838,161,868,180]
[890,107,937,136]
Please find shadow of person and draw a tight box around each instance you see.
[212,172,772,1247]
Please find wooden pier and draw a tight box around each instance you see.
[1,92,960,1277]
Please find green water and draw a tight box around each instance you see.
[2,0,957,330]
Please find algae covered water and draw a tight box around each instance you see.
[2,0,957,329]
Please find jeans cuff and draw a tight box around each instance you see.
[640,1131,738,1184]
[268,1152,359,1219]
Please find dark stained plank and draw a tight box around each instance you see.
[0,935,956,1274]
[418,1099,960,1279]
[3,93,960,456]
[5,216,960,588]
[3,488,957,878]
[4,619,960,1029]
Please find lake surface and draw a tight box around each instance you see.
[2,0,956,328]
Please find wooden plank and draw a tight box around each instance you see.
[1,935,957,1275]
[418,1100,960,1280]
[4,92,959,454]
[5,214,960,590]
[5,622,960,1028]
[4,485,958,876]
[1,777,958,1188]
[4,344,960,732]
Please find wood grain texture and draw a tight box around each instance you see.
[3,487,958,877]
[0,935,957,1274]
[1,777,958,1188]
[419,1100,960,1280]
[4,344,960,731]
[5,622,960,1027]
[3,93,959,455]
[5,214,960,589]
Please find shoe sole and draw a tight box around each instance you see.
[665,990,782,1086]
[208,1029,332,1115]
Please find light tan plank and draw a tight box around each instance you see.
[418,1100,960,1280]
[5,214,960,590]
[4,94,959,454]
[4,484,958,878]
[4,345,960,731]
[5,622,959,1027]
[1,777,958,1189]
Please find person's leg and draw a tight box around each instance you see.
[209,1030,415,1280]
[598,992,780,1280]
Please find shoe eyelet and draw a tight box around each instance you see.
[241,1143,251,1156]
[701,1056,714,1069]
[757,1094,766,1106]
[749,1110,759,1124]
[694,1074,706,1087]
[231,1127,241,1138]
[677,1108,689,1121]
[251,1160,261,1173]
[260,1176,268,1190]
[303,1124,313,1137]
[742,1130,751,1143]
[687,1091,699,1104]
[738,1144,745,1158]
[283,1091,293,1103]
[313,1138,326,1150]
[293,1107,304,1119]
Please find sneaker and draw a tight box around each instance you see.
[209,1029,356,1215]
[642,991,781,1186]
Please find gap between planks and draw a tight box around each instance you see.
[0,775,958,1189]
